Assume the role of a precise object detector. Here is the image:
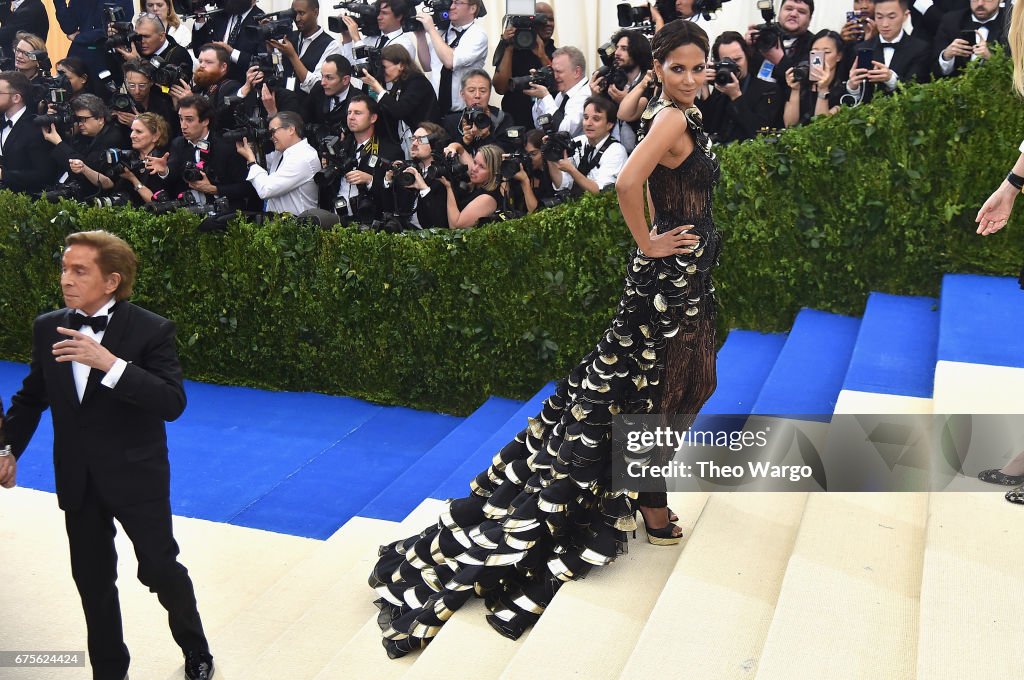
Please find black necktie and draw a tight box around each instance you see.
[376,34,388,49]
[582,145,595,167]
[68,314,108,332]
[228,14,243,44]
[438,28,467,116]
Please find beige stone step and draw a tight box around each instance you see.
[494,492,710,680]
[916,492,1024,679]
[619,492,808,680]
[754,493,928,680]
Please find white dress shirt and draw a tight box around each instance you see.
[1,104,26,152]
[246,138,321,214]
[427,19,488,112]
[532,77,591,137]
[555,133,628,192]
[70,298,128,403]
[293,27,344,93]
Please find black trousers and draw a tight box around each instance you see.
[64,475,209,680]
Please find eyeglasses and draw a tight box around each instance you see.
[125,82,151,90]
[268,126,286,136]
[13,48,33,58]
[413,135,431,144]
[74,115,94,123]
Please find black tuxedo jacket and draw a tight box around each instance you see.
[442,105,514,154]
[698,76,782,144]
[304,83,356,133]
[49,123,128,178]
[932,8,1008,78]
[167,132,256,210]
[1,110,58,194]
[910,0,970,45]
[192,6,268,81]
[375,73,441,148]
[192,78,243,132]
[858,34,931,104]
[318,134,403,214]
[0,0,49,48]
[4,303,186,511]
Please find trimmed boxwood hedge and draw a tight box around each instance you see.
[1,55,1022,414]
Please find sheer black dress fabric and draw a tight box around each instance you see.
[369,100,722,659]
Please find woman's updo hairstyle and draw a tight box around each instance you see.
[651,19,709,62]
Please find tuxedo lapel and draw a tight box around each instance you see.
[81,303,131,404]
[55,309,80,407]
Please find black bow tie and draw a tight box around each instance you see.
[0,118,10,130]
[68,313,109,332]
[881,36,902,47]
[972,19,994,29]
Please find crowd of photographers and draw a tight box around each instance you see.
[0,0,1008,231]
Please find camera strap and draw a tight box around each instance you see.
[439,25,470,113]
[577,136,617,177]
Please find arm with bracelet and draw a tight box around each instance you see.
[976,141,1024,237]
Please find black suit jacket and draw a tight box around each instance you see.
[375,74,441,149]
[698,76,782,144]
[304,83,356,133]
[4,303,186,511]
[318,134,403,215]
[856,34,930,104]
[166,132,256,210]
[1,110,58,194]
[442,105,514,154]
[910,0,970,45]
[191,6,267,81]
[932,8,1008,78]
[49,123,128,179]
[0,0,49,48]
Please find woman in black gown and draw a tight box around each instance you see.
[369,20,720,657]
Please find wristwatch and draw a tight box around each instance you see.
[1006,171,1024,192]
[134,183,144,191]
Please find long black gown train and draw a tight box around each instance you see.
[369,102,722,658]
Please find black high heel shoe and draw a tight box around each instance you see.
[634,507,683,546]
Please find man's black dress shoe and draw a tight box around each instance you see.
[184,652,214,680]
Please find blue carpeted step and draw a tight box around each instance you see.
[702,330,788,415]
[357,395,524,521]
[938,273,1024,368]
[228,406,461,539]
[430,382,556,501]
[751,309,861,419]
[842,292,939,399]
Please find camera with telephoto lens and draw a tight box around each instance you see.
[616,2,652,32]
[370,212,415,233]
[146,191,230,218]
[330,1,381,37]
[244,9,296,42]
[461,105,492,130]
[595,41,629,94]
[103,5,142,53]
[249,52,285,87]
[537,114,580,162]
[508,12,550,50]
[32,74,74,129]
[93,192,133,208]
[435,152,469,184]
[110,92,136,113]
[752,0,782,53]
[314,135,359,185]
[714,57,740,86]
[178,0,224,20]
[790,60,810,85]
[351,44,384,83]
[149,56,191,88]
[499,126,527,179]
[41,179,92,204]
[104,148,146,175]
[222,107,271,151]
[508,64,555,93]
[390,159,428,189]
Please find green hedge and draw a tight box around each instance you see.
[2,55,1022,414]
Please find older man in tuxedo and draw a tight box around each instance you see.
[0,231,214,680]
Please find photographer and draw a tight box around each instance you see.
[110,13,193,71]
[783,29,845,126]
[0,71,56,194]
[492,1,555,130]
[589,29,652,152]
[545,96,626,197]
[650,0,703,32]
[53,0,134,78]
[698,31,782,143]
[529,46,589,137]
[191,0,267,81]
[442,142,502,229]
[442,69,512,156]
[170,44,242,130]
[417,0,489,116]
[267,0,343,98]
[236,110,320,214]
[303,54,357,131]
[56,57,95,98]
[384,122,448,228]
[13,32,47,87]
[325,94,402,221]
[112,112,172,205]
[839,1,878,44]
[933,0,1005,80]
[42,93,127,194]
[358,44,440,154]
[846,0,928,105]
[157,93,255,211]
[113,59,178,137]
[337,1,420,67]
[232,61,304,124]
[745,0,814,84]
[0,0,48,51]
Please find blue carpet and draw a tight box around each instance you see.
[694,330,787,433]
[357,396,523,521]
[938,274,1024,368]
[752,309,861,419]
[843,293,939,399]
[431,383,555,501]
[0,361,461,538]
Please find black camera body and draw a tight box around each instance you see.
[150,56,191,88]
[790,60,810,85]
[314,135,359,185]
[435,152,469,184]
[147,191,230,219]
[422,0,453,31]
[331,1,381,37]
[181,160,206,183]
[508,64,556,93]
[105,148,146,176]
[249,52,285,86]
[508,13,549,50]
[541,131,579,162]
[616,2,652,32]
[461,105,492,130]
[245,10,296,42]
[41,179,92,204]
[103,3,126,23]
[93,192,134,208]
[110,92,136,113]
[714,57,740,86]
[351,44,384,83]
